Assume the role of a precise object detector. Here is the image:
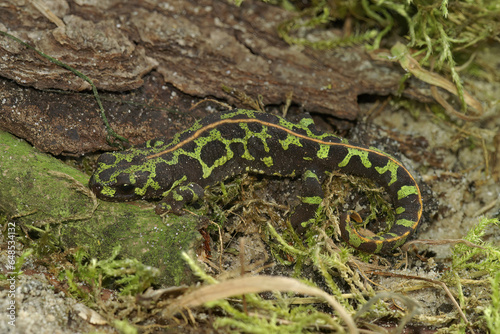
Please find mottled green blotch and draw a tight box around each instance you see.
[397,185,419,200]
[395,218,417,227]
[279,133,303,150]
[101,186,116,197]
[262,156,273,167]
[303,170,319,181]
[375,159,399,185]
[344,226,364,248]
[300,196,323,205]
[172,191,183,201]
[317,144,330,159]
[338,147,372,169]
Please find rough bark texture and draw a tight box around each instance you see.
[0,0,425,156]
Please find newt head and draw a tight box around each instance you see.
[89,149,166,202]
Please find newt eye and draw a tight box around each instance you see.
[116,183,136,195]
[115,174,137,194]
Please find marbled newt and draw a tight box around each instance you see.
[89,109,422,254]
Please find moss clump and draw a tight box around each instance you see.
[272,0,499,112]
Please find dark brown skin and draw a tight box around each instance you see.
[90,110,422,254]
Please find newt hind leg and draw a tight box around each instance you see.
[290,170,324,235]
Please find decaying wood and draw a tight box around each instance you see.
[0,0,425,155]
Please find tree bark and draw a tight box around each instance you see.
[0,0,420,155]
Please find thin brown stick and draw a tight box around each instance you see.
[164,275,359,334]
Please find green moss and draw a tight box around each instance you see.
[484,271,500,333]
[181,252,351,332]
[270,0,499,113]
[64,246,160,301]
[452,217,500,276]
[0,131,202,286]
[450,217,500,332]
